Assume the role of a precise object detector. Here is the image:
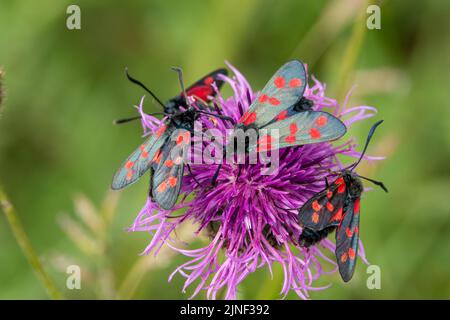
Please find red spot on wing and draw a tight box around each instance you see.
[348,248,356,260]
[176,134,184,145]
[285,135,296,144]
[354,226,359,234]
[315,115,328,127]
[269,97,280,106]
[354,198,360,214]
[239,111,249,124]
[312,212,319,224]
[335,177,345,185]
[275,110,288,121]
[125,161,134,169]
[326,202,334,212]
[309,127,321,139]
[327,190,333,199]
[259,94,269,103]
[141,150,149,158]
[187,86,213,102]
[260,135,273,146]
[257,135,274,152]
[157,181,167,193]
[285,123,298,144]
[346,227,353,238]
[332,207,343,221]
[155,125,166,137]
[244,112,257,125]
[126,170,133,181]
[204,76,214,85]
[312,200,321,211]
[152,149,162,164]
[168,176,178,188]
[337,183,346,194]
[175,131,191,147]
[274,76,285,88]
[289,78,302,88]
[140,144,146,151]
[290,123,298,135]
[164,159,174,168]
[340,252,348,263]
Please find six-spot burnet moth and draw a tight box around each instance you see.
[297,120,388,282]
[235,60,347,151]
[112,67,233,210]
[211,60,347,184]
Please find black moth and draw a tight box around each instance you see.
[297,120,388,282]
[112,67,232,209]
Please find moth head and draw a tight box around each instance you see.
[345,171,364,198]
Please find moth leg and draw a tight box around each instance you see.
[165,212,187,219]
[325,177,329,188]
[186,163,201,187]
[195,109,236,125]
[237,164,242,180]
[211,163,222,186]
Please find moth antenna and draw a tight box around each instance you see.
[316,163,339,177]
[171,66,193,109]
[357,174,388,193]
[349,120,384,171]
[125,68,166,109]
[113,112,166,125]
[113,115,141,125]
[172,67,235,125]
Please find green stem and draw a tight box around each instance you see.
[0,185,62,300]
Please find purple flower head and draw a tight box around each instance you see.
[130,62,382,299]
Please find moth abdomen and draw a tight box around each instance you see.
[299,226,336,248]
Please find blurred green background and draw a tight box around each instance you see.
[1,0,449,299]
